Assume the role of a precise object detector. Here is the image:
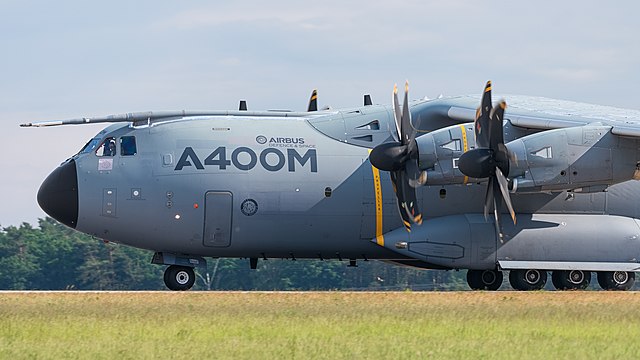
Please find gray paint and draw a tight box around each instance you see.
[33,92,640,285]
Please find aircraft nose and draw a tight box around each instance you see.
[37,159,79,228]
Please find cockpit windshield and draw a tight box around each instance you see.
[96,137,117,157]
[78,138,101,155]
[76,135,138,158]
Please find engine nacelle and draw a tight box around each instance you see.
[416,123,640,192]
[415,123,478,185]
[506,125,640,193]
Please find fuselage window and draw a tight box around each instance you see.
[120,136,137,156]
[96,137,117,157]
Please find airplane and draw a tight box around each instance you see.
[22,80,640,291]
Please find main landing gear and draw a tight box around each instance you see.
[466,269,636,291]
[164,265,196,291]
[466,270,503,290]
[551,270,590,290]
[597,271,635,291]
[509,269,547,291]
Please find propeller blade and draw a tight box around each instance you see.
[390,171,413,231]
[484,176,494,220]
[492,177,503,241]
[489,100,506,152]
[401,81,413,145]
[392,84,402,142]
[406,159,427,188]
[474,81,492,148]
[492,101,510,176]
[481,81,492,114]
[397,170,422,225]
[495,167,516,224]
[307,89,318,112]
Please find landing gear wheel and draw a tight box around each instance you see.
[164,265,196,291]
[597,271,635,291]
[552,270,591,290]
[467,270,503,291]
[509,269,547,291]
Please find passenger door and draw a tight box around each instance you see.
[203,191,233,247]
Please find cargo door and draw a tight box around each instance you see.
[203,191,233,247]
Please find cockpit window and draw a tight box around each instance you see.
[96,137,117,157]
[79,138,101,154]
[120,136,137,156]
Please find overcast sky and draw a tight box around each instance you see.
[1,1,639,226]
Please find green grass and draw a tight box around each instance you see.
[1,292,640,359]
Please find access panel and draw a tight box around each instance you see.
[203,191,233,247]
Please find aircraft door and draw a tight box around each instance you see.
[203,191,233,247]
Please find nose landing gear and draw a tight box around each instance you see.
[164,265,196,291]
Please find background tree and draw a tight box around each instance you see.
[0,218,471,291]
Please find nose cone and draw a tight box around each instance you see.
[37,159,79,228]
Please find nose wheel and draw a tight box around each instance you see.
[164,265,196,291]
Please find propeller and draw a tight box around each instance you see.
[369,81,426,231]
[307,89,318,111]
[458,81,516,239]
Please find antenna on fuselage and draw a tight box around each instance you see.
[239,100,247,111]
[364,94,372,106]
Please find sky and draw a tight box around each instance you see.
[1,1,639,226]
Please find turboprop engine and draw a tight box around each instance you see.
[505,125,640,193]
[414,123,640,193]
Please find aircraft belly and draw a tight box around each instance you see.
[374,214,497,270]
[498,214,640,263]
[371,212,640,270]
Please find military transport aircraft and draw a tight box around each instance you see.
[22,81,640,291]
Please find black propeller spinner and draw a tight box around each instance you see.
[369,82,426,232]
[458,81,516,239]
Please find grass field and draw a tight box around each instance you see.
[1,291,640,359]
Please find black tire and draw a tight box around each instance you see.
[509,269,547,291]
[164,265,196,291]
[597,271,635,291]
[467,270,503,291]
[552,270,591,290]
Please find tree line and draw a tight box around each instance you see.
[0,218,469,290]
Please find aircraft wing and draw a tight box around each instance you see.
[19,110,328,127]
[415,94,640,137]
